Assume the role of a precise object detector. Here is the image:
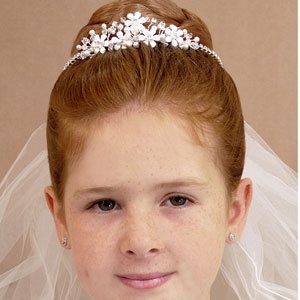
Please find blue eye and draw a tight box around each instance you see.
[167,196,190,207]
[96,199,117,211]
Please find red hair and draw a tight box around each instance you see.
[47,0,245,201]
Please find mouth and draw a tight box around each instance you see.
[116,272,175,290]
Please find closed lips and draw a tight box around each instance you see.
[116,272,175,289]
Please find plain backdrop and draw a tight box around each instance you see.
[0,0,297,181]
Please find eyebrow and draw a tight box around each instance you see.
[73,177,208,199]
[155,178,208,190]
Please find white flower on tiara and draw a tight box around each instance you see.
[125,12,147,26]
[64,11,223,70]
[140,26,160,48]
[165,24,184,47]
[91,32,108,54]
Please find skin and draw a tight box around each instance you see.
[46,109,252,300]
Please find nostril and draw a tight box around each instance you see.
[126,250,135,255]
[149,248,159,254]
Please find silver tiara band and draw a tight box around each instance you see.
[64,11,223,70]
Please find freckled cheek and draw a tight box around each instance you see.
[171,211,227,265]
[68,219,116,280]
[175,219,225,249]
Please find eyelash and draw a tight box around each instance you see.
[88,194,194,212]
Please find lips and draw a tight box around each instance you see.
[116,272,174,290]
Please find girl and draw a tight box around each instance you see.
[0,1,296,299]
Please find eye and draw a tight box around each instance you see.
[165,195,191,207]
[94,199,118,211]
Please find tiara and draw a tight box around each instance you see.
[64,11,223,70]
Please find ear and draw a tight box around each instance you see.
[226,178,252,243]
[44,186,71,249]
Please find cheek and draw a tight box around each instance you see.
[65,213,117,283]
[175,211,227,256]
[171,202,228,283]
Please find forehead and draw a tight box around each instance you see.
[65,110,224,192]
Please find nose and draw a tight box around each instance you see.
[119,211,164,259]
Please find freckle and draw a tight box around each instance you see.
[84,268,90,279]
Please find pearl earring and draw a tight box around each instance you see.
[228,232,236,242]
[61,237,68,247]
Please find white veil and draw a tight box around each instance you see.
[0,122,297,300]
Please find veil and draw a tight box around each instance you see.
[0,122,297,300]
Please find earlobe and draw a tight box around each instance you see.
[44,186,71,249]
[227,178,252,243]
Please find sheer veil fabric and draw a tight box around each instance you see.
[0,122,297,300]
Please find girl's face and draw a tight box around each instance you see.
[50,110,233,300]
